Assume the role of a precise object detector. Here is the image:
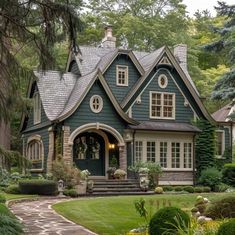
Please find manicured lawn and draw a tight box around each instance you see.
[53,192,235,235]
[3,193,37,201]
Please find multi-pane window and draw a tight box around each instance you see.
[160,142,167,168]
[33,92,41,124]
[215,131,224,156]
[116,65,128,86]
[150,92,175,119]
[90,95,103,113]
[184,143,192,168]
[27,140,42,161]
[135,141,143,162]
[171,142,180,168]
[147,141,156,162]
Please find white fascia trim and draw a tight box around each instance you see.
[68,122,125,146]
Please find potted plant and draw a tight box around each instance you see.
[107,167,116,179]
[75,169,90,195]
[114,169,127,179]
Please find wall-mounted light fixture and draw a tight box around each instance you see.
[109,143,115,149]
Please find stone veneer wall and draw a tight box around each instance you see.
[119,144,127,172]
[63,126,72,165]
[159,171,194,185]
[46,128,54,173]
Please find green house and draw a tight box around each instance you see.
[20,26,229,185]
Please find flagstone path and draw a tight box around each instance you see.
[10,198,98,235]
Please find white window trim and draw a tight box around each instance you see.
[134,137,193,170]
[116,65,129,86]
[215,130,225,158]
[33,92,41,125]
[158,74,168,88]
[26,135,44,172]
[149,91,175,120]
[90,95,103,113]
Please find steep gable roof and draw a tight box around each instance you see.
[212,102,234,123]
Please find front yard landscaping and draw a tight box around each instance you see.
[52,192,235,235]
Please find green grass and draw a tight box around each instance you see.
[3,193,37,201]
[0,203,14,217]
[53,192,235,235]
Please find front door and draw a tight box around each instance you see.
[73,132,105,176]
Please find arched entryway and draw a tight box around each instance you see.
[68,123,126,178]
[73,132,105,176]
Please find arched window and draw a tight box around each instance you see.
[27,135,44,170]
[90,95,103,113]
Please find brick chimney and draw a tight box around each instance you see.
[101,26,116,48]
[174,44,187,70]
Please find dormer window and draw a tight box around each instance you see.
[116,65,128,86]
[33,92,41,124]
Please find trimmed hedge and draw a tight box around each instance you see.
[63,189,78,198]
[183,186,194,193]
[162,186,174,191]
[217,219,235,235]
[205,196,235,219]
[149,207,190,235]
[222,163,235,187]
[5,185,21,194]
[19,180,57,195]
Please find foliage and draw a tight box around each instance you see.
[202,186,211,193]
[134,198,148,225]
[0,0,83,120]
[63,189,79,198]
[5,185,21,194]
[205,196,235,219]
[214,183,230,192]
[222,163,235,186]
[0,203,13,216]
[204,2,235,100]
[114,169,127,178]
[198,167,222,191]
[194,187,203,193]
[51,155,80,187]
[194,119,216,177]
[80,169,91,181]
[149,207,190,235]
[19,179,58,195]
[215,147,232,170]
[174,186,183,192]
[0,213,24,235]
[217,218,235,235]
[0,194,6,203]
[162,186,174,191]
[183,186,194,193]
[154,187,163,194]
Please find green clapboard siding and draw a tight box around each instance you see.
[65,80,127,134]
[131,69,194,123]
[23,127,49,171]
[104,54,141,103]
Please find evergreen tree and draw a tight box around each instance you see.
[0,0,83,121]
[204,1,235,100]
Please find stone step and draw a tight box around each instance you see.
[94,184,139,188]
[90,191,155,196]
[93,187,142,192]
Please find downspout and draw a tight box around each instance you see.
[193,134,196,186]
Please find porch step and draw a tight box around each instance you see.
[91,179,150,195]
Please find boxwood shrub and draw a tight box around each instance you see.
[217,218,235,235]
[5,185,21,194]
[149,207,190,235]
[222,163,235,187]
[63,189,78,198]
[162,186,174,191]
[19,180,57,195]
[183,186,194,193]
[174,186,183,192]
[205,196,235,219]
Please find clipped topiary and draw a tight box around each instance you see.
[149,207,190,235]
[183,186,194,193]
[162,186,173,191]
[5,185,21,194]
[222,163,235,187]
[194,186,203,193]
[174,186,183,192]
[205,196,235,219]
[217,218,235,235]
[154,187,163,194]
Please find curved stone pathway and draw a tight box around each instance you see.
[10,198,97,235]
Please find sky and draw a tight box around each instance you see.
[183,0,234,16]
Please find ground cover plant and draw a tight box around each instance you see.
[53,192,235,235]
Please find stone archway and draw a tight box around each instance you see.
[63,123,126,178]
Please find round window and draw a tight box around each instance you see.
[90,95,103,113]
[158,74,168,88]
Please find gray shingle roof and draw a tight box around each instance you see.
[35,71,77,121]
[128,121,201,132]
[212,103,233,122]
[34,44,201,121]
